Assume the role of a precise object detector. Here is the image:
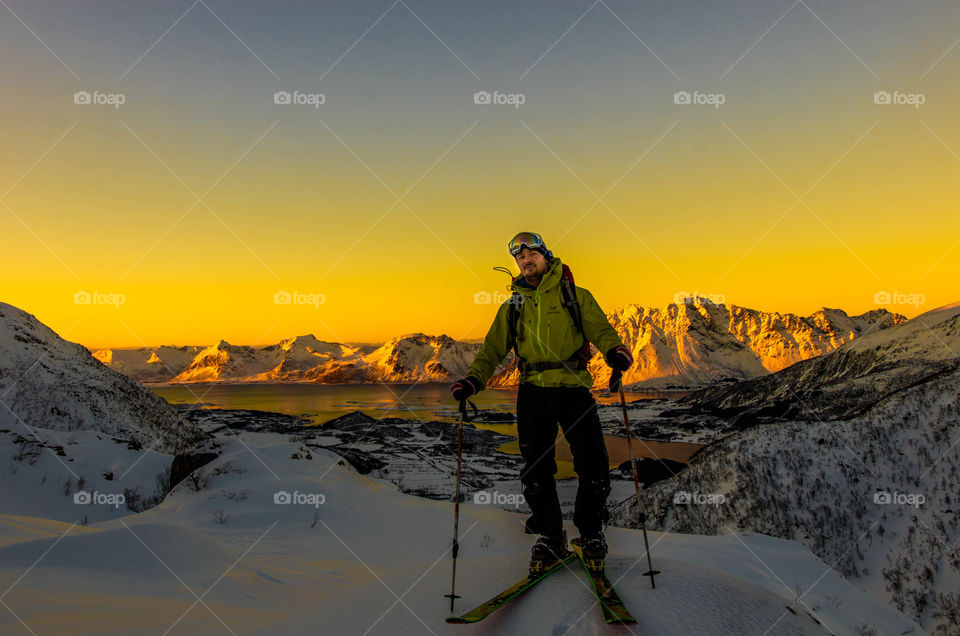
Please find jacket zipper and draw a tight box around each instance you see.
[536,288,546,384]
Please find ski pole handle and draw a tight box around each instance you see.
[610,368,623,393]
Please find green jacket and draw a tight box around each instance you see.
[467,257,624,389]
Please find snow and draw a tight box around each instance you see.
[600,299,905,390]
[90,301,905,390]
[616,354,960,632]
[0,303,209,455]
[843,300,960,358]
[0,430,922,635]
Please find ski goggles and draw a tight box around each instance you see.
[508,232,546,256]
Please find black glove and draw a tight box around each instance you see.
[604,345,633,371]
[450,376,481,402]
[609,369,622,393]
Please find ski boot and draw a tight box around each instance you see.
[576,532,607,574]
[528,530,568,578]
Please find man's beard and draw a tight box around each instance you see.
[523,263,545,278]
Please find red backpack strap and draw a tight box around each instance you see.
[558,264,590,369]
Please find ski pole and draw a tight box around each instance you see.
[445,398,476,612]
[611,368,660,589]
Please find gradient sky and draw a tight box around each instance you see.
[2,0,959,348]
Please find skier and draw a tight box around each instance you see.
[450,231,633,570]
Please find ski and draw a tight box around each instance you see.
[569,539,637,625]
[445,551,577,624]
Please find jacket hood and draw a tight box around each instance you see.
[511,257,563,296]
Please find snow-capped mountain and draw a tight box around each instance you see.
[92,300,904,389]
[611,301,960,633]
[167,335,377,383]
[361,333,479,382]
[586,297,905,390]
[253,335,366,380]
[98,333,479,384]
[170,339,282,383]
[91,345,202,382]
[0,303,209,455]
[685,300,960,422]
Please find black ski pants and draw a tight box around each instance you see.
[516,382,611,538]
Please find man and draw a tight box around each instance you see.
[450,231,633,568]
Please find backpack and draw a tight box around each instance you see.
[506,263,592,374]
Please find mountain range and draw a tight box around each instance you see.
[91,298,906,389]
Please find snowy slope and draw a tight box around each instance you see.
[91,345,202,383]
[362,333,480,382]
[0,434,922,635]
[686,301,960,422]
[0,303,209,454]
[612,303,960,633]
[590,298,905,390]
[171,340,285,382]
[247,335,368,382]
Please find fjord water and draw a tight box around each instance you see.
[148,383,699,473]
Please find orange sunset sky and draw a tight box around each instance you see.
[1,1,958,348]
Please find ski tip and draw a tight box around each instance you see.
[445,617,475,624]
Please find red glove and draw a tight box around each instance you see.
[604,345,632,371]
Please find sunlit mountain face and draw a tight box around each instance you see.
[91,298,905,389]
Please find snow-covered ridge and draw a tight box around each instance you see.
[92,298,904,388]
[685,301,960,422]
[612,301,960,633]
[0,435,922,634]
[0,303,209,455]
[590,297,905,390]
